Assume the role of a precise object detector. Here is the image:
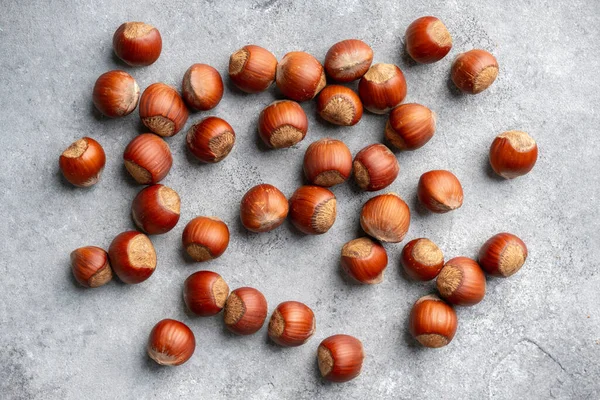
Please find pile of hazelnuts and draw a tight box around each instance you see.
[61,16,538,383]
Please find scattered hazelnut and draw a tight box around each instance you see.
[358,63,407,114]
[113,22,162,67]
[478,233,528,277]
[131,184,180,235]
[276,51,326,102]
[147,319,195,366]
[258,100,308,149]
[240,184,289,233]
[316,85,363,126]
[186,117,235,163]
[318,334,364,382]
[401,238,444,281]
[360,193,411,243]
[70,246,113,288]
[289,185,337,235]
[139,83,189,137]
[451,49,498,94]
[224,287,268,335]
[417,170,463,213]
[324,39,373,82]
[182,216,230,262]
[123,133,172,185]
[184,270,230,316]
[353,143,399,191]
[340,237,388,284]
[409,295,457,348]
[268,301,316,347]
[59,137,106,188]
[108,231,157,284]
[92,70,140,117]
[229,45,277,93]
[385,103,436,150]
[405,16,452,64]
[437,257,486,306]
[489,130,538,179]
[182,63,224,111]
[303,139,352,187]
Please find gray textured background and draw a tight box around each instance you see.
[1,0,599,399]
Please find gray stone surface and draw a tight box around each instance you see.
[1,0,599,399]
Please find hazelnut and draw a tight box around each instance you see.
[417,170,463,213]
[258,100,308,149]
[401,238,444,281]
[59,137,106,188]
[303,139,352,187]
[229,45,277,93]
[324,39,373,82]
[437,257,486,306]
[409,295,457,348]
[289,185,337,235]
[360,193,411,243]
[316,85,363,126]
[489,130,538,179]
[186,117,235,163]
[478,233,527,277]
[182,63,224,111]
[276,51,326,102]
[353,143,399,191]
[385,103,436,150]
[113,22,162,67]
[451,49,498,94]
[405,16,452,64]
[340,237,388,284]
[358,63,407,114]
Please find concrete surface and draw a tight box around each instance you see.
[1,0,599,399]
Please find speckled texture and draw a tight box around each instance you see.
[1,1,599,399]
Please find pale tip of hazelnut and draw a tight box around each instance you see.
[209,131,235,162]
[473,65,499,94]
[315,71,327,95]
[499,130,536,152]
[416,333,449,348]
[415,294,444,305]
[224,293,243,325]
[429,20,452,47]
[88,265,113,288]
[186,244,213,261]
[147,346,179,366]
[142,116,175,137]
[321,96,356,125]
[412,239,444,266]
[124,160,152,184]
[314,170,345,187]
[341,237,374,258]
[212,277,230,308]
[269,125,304,148]
[62,138,88,158]
[123,22,155,39]
[312,198,337,233]
[128,234,156,269]
[437,265,462,297]
[229,48,249,75]
[158,186,180,214]
[268,309,285,338]
[499,244,526,277]
[353,160,370,190]
[317,345,334,377]
[363,63,396,83]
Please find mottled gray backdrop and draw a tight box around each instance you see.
[1,0,599,399]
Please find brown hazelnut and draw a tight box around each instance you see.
[316,85,363,126]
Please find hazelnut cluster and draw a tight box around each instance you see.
[63,15,535,383]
